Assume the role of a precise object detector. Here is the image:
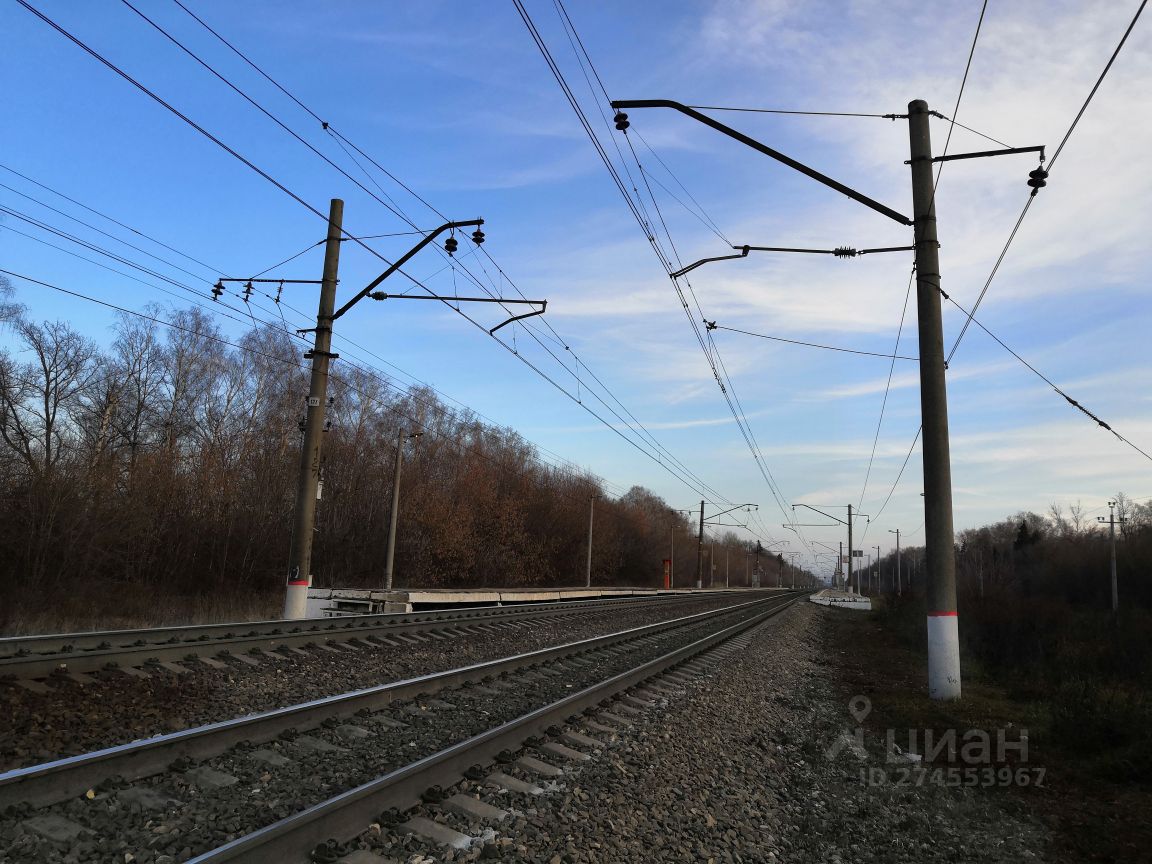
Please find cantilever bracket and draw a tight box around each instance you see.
[490,300,547,335]
[611,99,912,226]
[670,242,915,278]
[366,292,547,336]
[670,247,749,278]
[911,145,1045,165]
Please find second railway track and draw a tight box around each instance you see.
[0,591,802,863]
[0,590,750,681]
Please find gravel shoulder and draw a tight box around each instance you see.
[0,596,748,771]
[444,600,1050,863]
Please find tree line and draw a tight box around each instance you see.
[0,288,788,631]
[860,496,1152,611]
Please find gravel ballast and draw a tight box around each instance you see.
[0,600,776,863]
[0,595,751,771]
[345,601,1049,863]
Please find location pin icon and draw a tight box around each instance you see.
[848,695,871,723]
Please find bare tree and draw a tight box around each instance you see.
[0,319,98,479]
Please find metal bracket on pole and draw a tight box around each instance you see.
[332,219,484,321]
[365,293,547,335]
[611,99,913,226]
[915,145,1046,164]
[489,300,547,335]
[669,243,916,278]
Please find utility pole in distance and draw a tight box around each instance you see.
[695,500,705,589]
[908,100,960,700]
[283,198,344,620]
[847,504,855,594]
[383,430,422,591]
[1098,500,1126,613]
[889,528,902,595]
[585,494,596,588]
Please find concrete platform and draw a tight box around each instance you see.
[809,589,872,611]
[306,585,769,616]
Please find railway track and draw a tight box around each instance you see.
[0,590,750,682]
[0,591,801,863]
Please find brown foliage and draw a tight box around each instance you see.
[0,306,753,630]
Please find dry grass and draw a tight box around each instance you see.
[0,580,281,635]
[823,601,1152,864]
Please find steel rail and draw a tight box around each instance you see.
[191,594,799,862]
[0,590,748,678]
[0,592,799,809]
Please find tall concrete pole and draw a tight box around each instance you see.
[1106,501,1119,613]
[890,528,902,595]
[875,545,882,592]
[847,504,854,594]
[709,540,715,587]
[908,100,961,700]
[383,429,417,592]
[695,500,705,589]
[283,198,343,620]
[585,494,595,588]
[839,541,844,591]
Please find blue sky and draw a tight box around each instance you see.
[2,0,1149,580]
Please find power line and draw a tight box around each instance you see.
[949,0,1146,358]
[160,0,722,503]
[0,162,219,273]
[20,0,726,504]
[939,290,1152,464]
[117,0,425,232]
[929,111,1011,149]
[248,240,324,279]
[0,181,211,284]
[0,268,627,505]
[870,426,922,528]
[686,106,893,118]
[524,0,794,546]
[0,183,629,496]
[860,0,987,539]
[632,130,732,246]
[714,322,918,361]
[856,265,917,512]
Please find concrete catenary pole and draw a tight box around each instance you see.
[875,545,882,592]
[695,500,705,589]
[585,494,595,588]
[908,100,961,700]
[283,198,343,620]
[847,504,854,594]
[839,541,844,591]
[1099,501,1121,613]
[383,430,420,591]
[890,528,902,595]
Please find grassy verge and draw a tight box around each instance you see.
[822,599,1152,864]
[0,580,281,635]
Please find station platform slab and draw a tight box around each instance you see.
[306,586,768,616]
[809,589,873,611]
